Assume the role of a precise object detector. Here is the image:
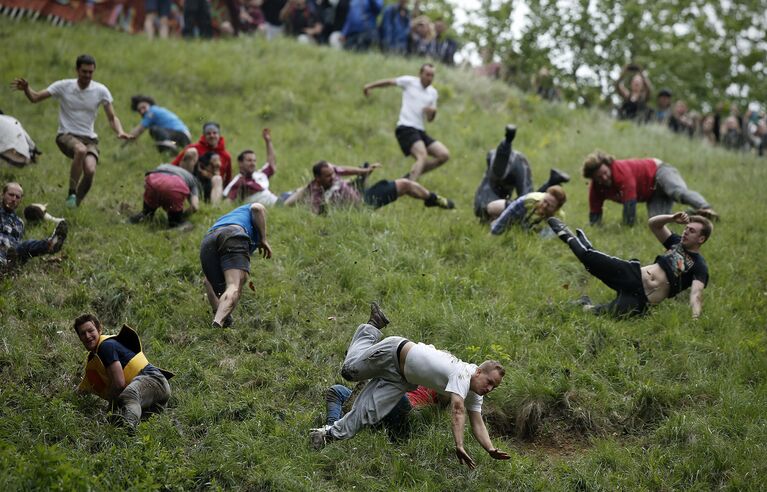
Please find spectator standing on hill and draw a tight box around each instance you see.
[144,0,171,39]
[407,15,434,57]
[532,67,560,102]
[200,202,272,328]
[378,0,410,54]
[239,0,266,34]
[668,100,694,137]
[615,63,651,122]
[129,164,200,228]
[310,302,510,470]
[653,88,672,124]
[721,115,746,151]
[548,212,712,319]
[341,0,383,50]
[172,122,233,186]
[280,0,323,43]
[12,54,131,208]
[127,95,191,154]
[224,129,280,205]
[182,0,214,38]
[262,0,288,38]
[317,0,350,47]
[430,19,457,65]
[582,151,719,226]
[284,160,454,213]
[474,124,569,222]
[73,314,173,429]
[0,182,67,269]
[363,63,449,181]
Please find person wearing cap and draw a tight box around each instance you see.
[223,128,280,206]
[653,89,673,124]
[475,124,570,223]
[309,302,510,470]
[126,95,191,154]
[12,54,131,208]
[581,150,719,226]
[0,182,67,268]
[172,121,233,186]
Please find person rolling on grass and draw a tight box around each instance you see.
[582,150,719,226]
[200,203,272,329]
[489,185,567,236]
[548,212,712,319]
[475,124,570,222]
[129,164,201,229]
[12,54,131,208]
[310,302,510,470]
[363,63,450,181]
[126,95,192,154]
[0,182,67,269]
[74,313,173,429]
[223,129,281,206]
[283,160,455,214]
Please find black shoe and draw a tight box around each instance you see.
[129,212,147,224]
[222,314,234,328]
[368,301,390,330]
[425,194,455,209]
[505,124,517,144]
[547,217,573,242]
[549,168,570,186]
[48,220,67,253]
[575,229,593,249]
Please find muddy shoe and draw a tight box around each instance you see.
[425,193,455,209]
[368,301,390,329]
[309,425,333,450]
[694,208,720,222]
[48,220,68,253]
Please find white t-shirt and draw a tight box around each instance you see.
[47,79,113,138]
[396,76,438,131]
[403,343,483,412]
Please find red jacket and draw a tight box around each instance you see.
[172,134,232,185]
[588,158,657,214]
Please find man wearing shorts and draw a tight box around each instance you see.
[129,164,200,228]
[144,0,171,39]
[283,160,454,214]
[200,203,272,328]
[363,64,449,181]
[13,54,130,208]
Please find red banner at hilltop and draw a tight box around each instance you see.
[0,0,146,30]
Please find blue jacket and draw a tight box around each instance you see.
[378,5,409,52]
[341,0,382,36]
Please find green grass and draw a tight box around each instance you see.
[1,19,766,490]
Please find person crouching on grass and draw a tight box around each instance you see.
[74,314,173,429]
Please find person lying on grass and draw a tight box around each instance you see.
[200,203,272,329]
[489,184,567,236]
[310,302,510,469]
[283,160,454,214]
[548,212,712,319]
[74,313,173,429]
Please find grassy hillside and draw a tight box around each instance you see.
[1,20,766,490]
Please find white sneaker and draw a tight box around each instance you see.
[309,425,332,450]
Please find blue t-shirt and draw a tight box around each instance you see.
[140,105,190,134]
[209,204,261,253]
[97,338,136,368]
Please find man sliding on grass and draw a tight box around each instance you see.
[310,302,510,469]
[548,212,712,319]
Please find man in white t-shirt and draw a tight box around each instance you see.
[363,64,450,181]
[223,128,280,206]
[12,54,130,208]
[310,302,510,469]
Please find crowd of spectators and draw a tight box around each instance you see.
[615,64,766,157]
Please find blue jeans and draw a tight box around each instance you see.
[1,239,50,263]
[326,384,412,428]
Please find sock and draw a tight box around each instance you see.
[424,192,437,206]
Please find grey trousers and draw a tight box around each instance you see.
[647,163,710,217]
[329,324,415,439]
[117,366,171,427]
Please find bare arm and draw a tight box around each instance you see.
[127,123,146,139]
[648,212,688,244]
[423,106,437,122]
[335,163,380,176]
[186,194,200,214]
[450,393,475,469]
[105,360,126,403]
[363,79,397,97]
[250,203,272,259]
[283,185,308,207]
[103,102,130,139]
[263,128,276,170]
[468,410,511,461]
[11,78,51,103]
[690,279,704,319]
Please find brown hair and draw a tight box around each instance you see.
[546,185,566,208]
[73,313,102,334]
[479,360,505,377]
[582,151,614,179]
[312,160,331,177]
[689,215,713,243]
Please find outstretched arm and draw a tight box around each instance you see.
[262,128,276,170]
[335,163,381,176]
[648,211,688,244]
[468,410,510,462]
[11,78,51,103]
[689,279,704,320]
[363,79,397,97]
[450,393,475,469]
[283,185,308,207]
[250,203,272,259]
[103,102,130,140]
[127,123,146,140]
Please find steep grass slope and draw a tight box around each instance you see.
[1,20,766,490]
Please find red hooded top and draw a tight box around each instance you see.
[588,158,657,214]
[172,134,232,185]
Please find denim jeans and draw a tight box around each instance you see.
[116,366,171,427]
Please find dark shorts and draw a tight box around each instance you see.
[363,179,399,209]
[149,127,191,147]
[144,173,190,213]
[55,133,99,161]
[395,126,435,156]
[146,0,171,16]
[199,225,254,296]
